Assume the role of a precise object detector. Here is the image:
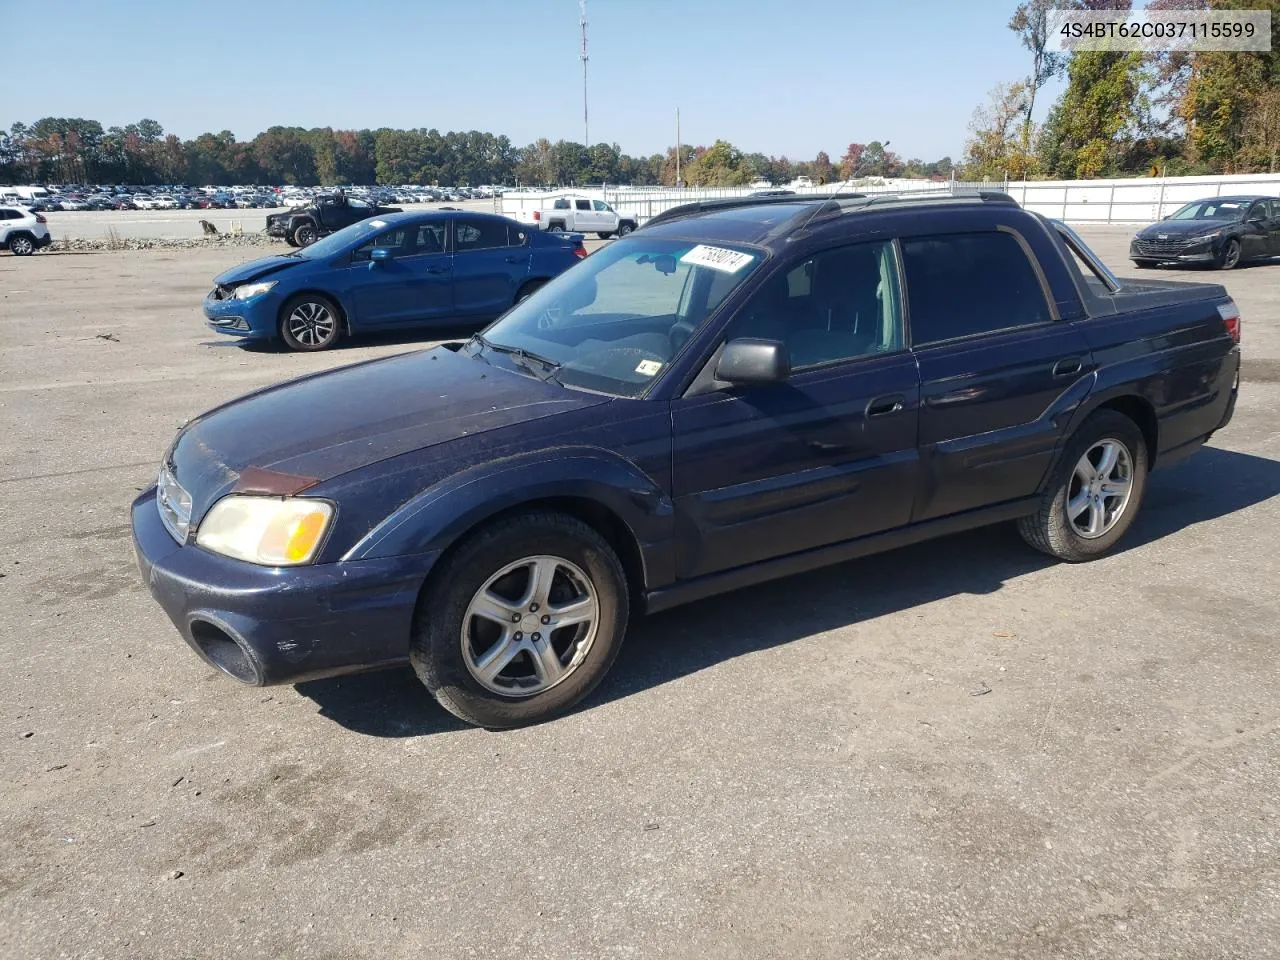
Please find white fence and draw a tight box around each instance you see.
[499,172,1280,227]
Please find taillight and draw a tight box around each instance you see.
[1218,302,1241,343]
[573,245,587,260]
[35,213,47,223]
[532,210,541,221]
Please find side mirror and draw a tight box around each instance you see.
[369,247,392,263]
[715,338,790,386]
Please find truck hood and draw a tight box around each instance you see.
[214,254,307,286]
[168,346,610,519]
[1137,220,1233,240]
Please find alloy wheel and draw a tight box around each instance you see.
[286,301,336,347]
[10,236,34,255]
[461,555,599,697]
[1067,439,1134,539]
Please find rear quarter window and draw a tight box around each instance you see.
[901,231,1051,346]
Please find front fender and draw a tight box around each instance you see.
[342,446,676,587]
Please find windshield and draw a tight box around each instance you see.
[474,237,764,397]
[295,217,387,259]
[1168,200,1246,222]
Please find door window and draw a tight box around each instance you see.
[414,221,446,254]
[1246,200,1269,222]
[553,198,570,210]
[724,240,905,370]
[352,227,410,261]
[575,199,591,211]
[454,218,510,252]
[901,232,1051,345]
[592,200,610,212]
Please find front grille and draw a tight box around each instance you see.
[1133,238,1195,257]
[156,466,193,543]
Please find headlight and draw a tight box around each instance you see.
[1190,230,1222,244]
[196,496,334,566]
[231,280,277,300]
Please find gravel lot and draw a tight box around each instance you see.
[2,227,1278,960]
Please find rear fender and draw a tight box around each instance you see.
[342,447,676,588]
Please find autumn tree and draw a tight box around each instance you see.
[1007,0,1067,150]
[964,82,1036,179]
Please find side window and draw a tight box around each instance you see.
[1246,200,1268,222]
[592,200,609,212]
[575,199,591,211]
[553,198,570,210]
[414,222,446,254]
[352,227,409,261]
[901,232,1051,346]
[454,218,509,252]
[508,226,528,246]
[725,240,904,370]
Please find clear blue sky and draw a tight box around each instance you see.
[4,0,1059,161]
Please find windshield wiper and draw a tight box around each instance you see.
[475,336,563,383]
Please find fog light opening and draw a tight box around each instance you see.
[189,620,260,684]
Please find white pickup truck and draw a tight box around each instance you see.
[502,193,638,238]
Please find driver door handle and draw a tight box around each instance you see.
[866,394,906,418]
[1052,356,1083,378]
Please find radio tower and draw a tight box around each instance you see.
[579,0,589,147]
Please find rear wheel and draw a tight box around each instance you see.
[410,511,629,729]
[279,294,342,351]
[8,233,35,256]
[1218,239,1242,270]
[1018,410,1148,562]
[547,223,565,233]
[515,278,547,303]
[291,222,319,247]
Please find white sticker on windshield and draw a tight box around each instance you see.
[369,219,387,228]
[635,359,664,377]
[680,244,754,274]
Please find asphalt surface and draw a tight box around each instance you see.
[1,228,1278,959]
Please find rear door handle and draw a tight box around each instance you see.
[1052,356,1083,378]
[504,256,524,263]
[425,266,448,274]
[866,394,906,418]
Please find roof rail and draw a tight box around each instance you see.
[641,192,863,230]
[838,190,1019,211]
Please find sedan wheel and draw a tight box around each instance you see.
[1219,239,1242,270]
[9,235,35,256]
[279,296,340,351]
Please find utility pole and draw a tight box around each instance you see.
[675,108,681,186]
[580,0,589,148]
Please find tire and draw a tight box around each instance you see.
[278,293,342,352]
[515,278,547,303]
[410,511,630,729]
[1017,410,1149,562]
[1217,239,1242,270]
[284,235,299,247]
[291,221,319,247]
[616,222,635,237]
[1132,259,1157,269]
[8,233,36,256]
[547,223,565,233]
[597,232,613,240]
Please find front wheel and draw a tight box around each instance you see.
[8,234,36,256]
[279,294,342,351]
[1018,410,1148,562]
[1217,239,1242,270]
[291,222,319,247]
[597,231,613,240]
[410,511,630,728]
[616,222,635,237]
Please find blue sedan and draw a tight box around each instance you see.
[203,210,587,350]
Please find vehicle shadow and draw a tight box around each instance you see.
[228,323,482,354]
[296,446,1280,737]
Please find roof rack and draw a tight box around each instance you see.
[641,189,1017,232]
[641,192,862,230]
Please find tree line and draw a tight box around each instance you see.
[965,0,1280,180]
[0,118,955,189]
